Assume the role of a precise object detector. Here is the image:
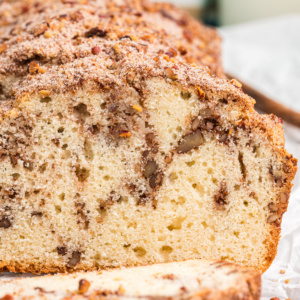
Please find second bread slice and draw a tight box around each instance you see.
[0,259,261,300]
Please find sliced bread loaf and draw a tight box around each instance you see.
[0,0,297,274]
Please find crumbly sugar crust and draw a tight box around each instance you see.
[0,0,222,100]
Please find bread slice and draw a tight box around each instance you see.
[0,259,261,300]
[0,0,222,103]
[0,0,297,274]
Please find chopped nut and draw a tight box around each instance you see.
[273,170,282,180]
[57,246,67,256]
[23,161,34,171]
[275,178,283,187]
[149,172,163,189]
[191,117,200,131]
[0,216,12,229]
[199,108,214,117]
[267,214,279,224]
[280,192,288,203]
[28,61,46,75]
[142,150,150,161]
[176,130,204,153]
[268,202,278,212]
[119,35,132,40]
[34,23,48,36]
[118,285,126,294]
[40,90,51,97]
[91,46,101,55]
[164,155,172,164]
[31,211,42,217]
[28,61,39,74]
[75,166,90,182]
[231,79,242,88]
[180,91,191,99]
[68,251,81,267]
[163,55,170,62]
[119,130,132,138]
[180,286,188,293]
[44,31,52,38]
[280,270,286,274]
[0,43,7,53]
[206,121,214,131]
[196,87,205,100]
[218,132,228,143]
[162,274,176,280]
[283,163,290,173]
[144,160,158,178]
[85,28,107,38]
[165,67,178,80]
[96,215,103,223]
[214,181,228,210]
[165,48,177,58]
[78,279,90,294]
[132,104,143,112]
[146,133,155,141]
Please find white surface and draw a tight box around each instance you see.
[221,16,300,300]
[221,15,300,114]
[219,0,300,25]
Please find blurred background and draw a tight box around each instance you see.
[153,0,300,26]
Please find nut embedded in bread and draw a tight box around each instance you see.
[0,259,262,300]
[0,0,297,274]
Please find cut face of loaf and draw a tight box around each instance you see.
[0,259,261,300]
[0,49,297,274]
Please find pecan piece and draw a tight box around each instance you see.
[149,172,163,189]
[214,182,228,210]
[57,246,67,256]
[68,251,81,266]
[78,279,91,294]
[176,130,204,153]
[0,216,11,228]
[144,160,158,178]
[85,28,107,38]
[267,214,279,224]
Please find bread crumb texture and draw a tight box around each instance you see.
[0,0,297,274]
[0,259,261,300]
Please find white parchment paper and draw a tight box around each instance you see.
[0,15,300,300]
[221,15,300,300]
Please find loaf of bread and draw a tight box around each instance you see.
[0,0,297,274]
[0,259,261,300]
